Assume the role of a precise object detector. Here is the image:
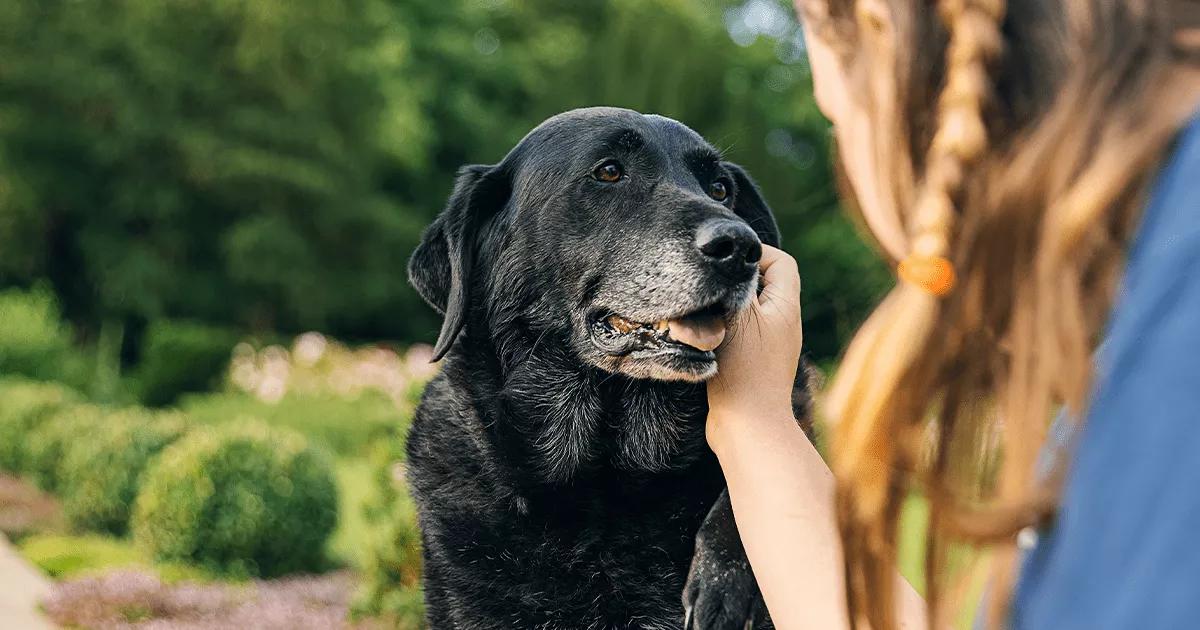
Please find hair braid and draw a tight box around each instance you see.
[913,0,1004,259]
[826,1,1006,628]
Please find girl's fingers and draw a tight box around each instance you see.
[758,245,801,306]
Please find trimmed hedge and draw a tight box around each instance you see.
[0,379,79,472]
[132,423,338,577]
[59,409,189,535]
[24,405,105,492]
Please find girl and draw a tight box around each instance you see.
[708,1,1200,628]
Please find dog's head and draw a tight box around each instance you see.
[410,107,779,382]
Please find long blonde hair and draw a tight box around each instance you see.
[800,0,1200,627]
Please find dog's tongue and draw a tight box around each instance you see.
[667,315,726,352]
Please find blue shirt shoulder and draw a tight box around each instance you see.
[1013,114,1200,629]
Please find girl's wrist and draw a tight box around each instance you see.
[706,398,799,459]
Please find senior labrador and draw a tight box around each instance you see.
[407,107,812,629]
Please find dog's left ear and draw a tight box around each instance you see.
[723,162,781,248]
[408,163,510,361]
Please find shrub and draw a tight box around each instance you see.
[59,409,189,535]
[352,490,424,627]
[352,424,424,627]
[133,321,238,407]
[0,378,79,472]
[24,405,105,492]
[132,423,338,577]
[0,286,86,386]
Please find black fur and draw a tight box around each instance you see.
[407,107,811,629]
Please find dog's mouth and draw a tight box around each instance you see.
[585,277,758,382]
[594,304,729,354]
[587,300,739,382]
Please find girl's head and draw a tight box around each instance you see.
[796,0,1200,627]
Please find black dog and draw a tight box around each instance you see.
[407,107,811,629]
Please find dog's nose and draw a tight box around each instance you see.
[695,219,762,274]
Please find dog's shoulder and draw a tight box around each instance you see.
[404,362,513,510]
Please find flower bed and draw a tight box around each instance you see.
[42,569,383,630]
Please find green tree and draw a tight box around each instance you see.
[0,0,431,344]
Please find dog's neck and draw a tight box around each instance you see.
[451,321,712,487]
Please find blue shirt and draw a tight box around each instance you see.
[1012,113,1200,629]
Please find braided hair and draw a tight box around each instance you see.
[827,2,1006,627]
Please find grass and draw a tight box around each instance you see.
[328,457,376,569]
[898,493,931,589]
[897,494,989,629]
[20,533,144,578]
[18,533,217,583]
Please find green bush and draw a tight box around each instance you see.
[352,424,424,627]
[0,378,79,472]
[132,321,238,407]
[0,287,85,386]
[353,490,424,627]
[59,409,189,535]
[132,423,338,577]
[24,405,105,492]
[181,390,404,458]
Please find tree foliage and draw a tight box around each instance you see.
[0,0,427,337]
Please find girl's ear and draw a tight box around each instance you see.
[408,163,510,360]
[723,162,782,248]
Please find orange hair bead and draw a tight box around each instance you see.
[898,255,957,297]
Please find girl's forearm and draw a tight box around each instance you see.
[710,411,928,630]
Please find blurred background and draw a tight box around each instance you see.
[0,0,892,628]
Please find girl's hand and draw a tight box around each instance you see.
[707,244,804,450]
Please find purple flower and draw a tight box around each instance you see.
[43,569,384,629]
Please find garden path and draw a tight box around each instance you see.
[0,534,56,629]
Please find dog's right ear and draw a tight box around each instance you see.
[408,164,508,361]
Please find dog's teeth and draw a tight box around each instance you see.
[607,315,638,334]
[653,320,669,332]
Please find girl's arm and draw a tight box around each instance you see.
[707,245,927,630]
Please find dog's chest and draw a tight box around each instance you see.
[441,481,713,629]
[409,366,722,628]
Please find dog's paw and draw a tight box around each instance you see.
[682,490,772,630]
[683,547,768,629]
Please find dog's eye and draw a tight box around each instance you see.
[593,160,624,183]
[708,179,730,202]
